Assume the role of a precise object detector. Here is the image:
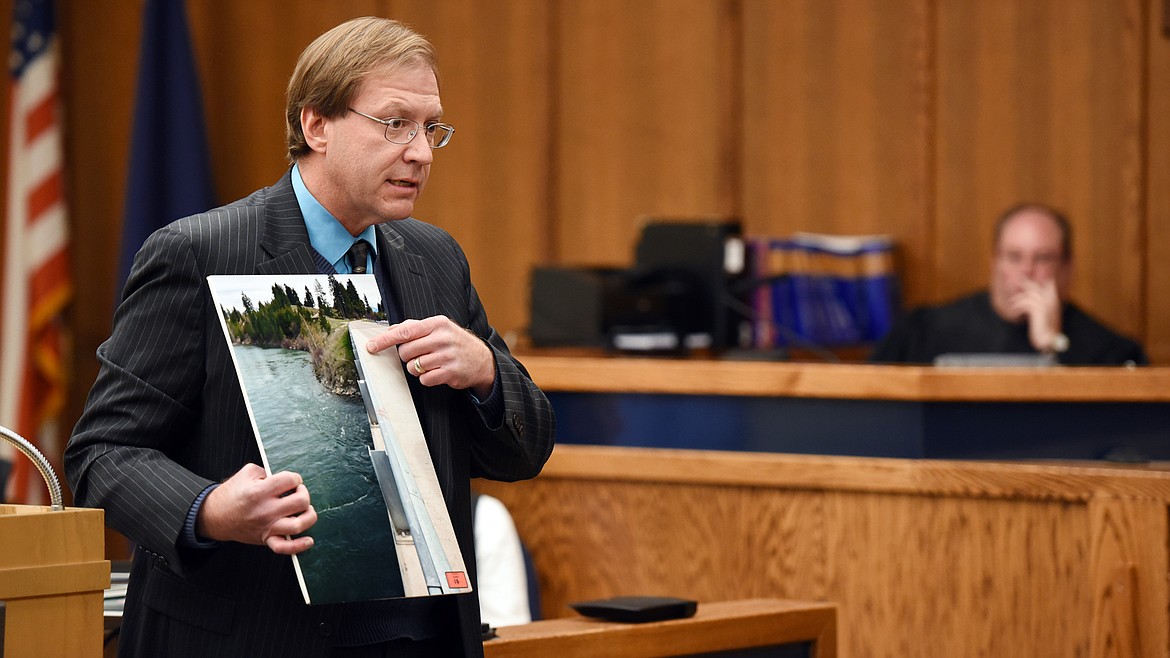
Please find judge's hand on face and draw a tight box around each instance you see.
[196,463,317,555]
[365,316,497,399]
[1007,277,1062,353]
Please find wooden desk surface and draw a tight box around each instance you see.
[484,598,836,658]
[517,352,1170,402]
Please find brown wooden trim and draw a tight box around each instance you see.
[519,354,1170,402]
[538,445,1170,502]
[485,598,837,658]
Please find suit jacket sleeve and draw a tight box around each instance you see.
[66,225,218,571]
[442,234,555,482]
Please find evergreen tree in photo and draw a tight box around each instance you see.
[271,283,290,308]
[344,280,363,319]
[318,302,331,331]
[330,275,351,318]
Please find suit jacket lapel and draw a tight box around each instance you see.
[256,170,318,275]
[375,222,438,320]
[375,222,449,486]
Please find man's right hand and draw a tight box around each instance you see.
[1007,278,1063,353]
[195,463,317,555]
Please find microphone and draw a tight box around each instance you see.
[0,425,64,510]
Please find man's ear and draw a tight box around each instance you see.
[301,106,329,153]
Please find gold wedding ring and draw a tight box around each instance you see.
[413,357,426,375]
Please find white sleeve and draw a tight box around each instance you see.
[474,494,532,627]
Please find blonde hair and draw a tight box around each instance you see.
[285,17,438,161]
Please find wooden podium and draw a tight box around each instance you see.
[0,505,110,658]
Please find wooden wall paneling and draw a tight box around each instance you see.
[489,478,828,621]
[823,493,1089,658]
[553,0,738,267]
[1086,497,1169,658]
[935,0,1147,340]
[187,1,387,205]
[1145,0,1170,365]
[740,0,934,306]
[59,0,143,500]
[392,0,554,337]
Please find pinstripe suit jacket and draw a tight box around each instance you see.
[65,171,555,657]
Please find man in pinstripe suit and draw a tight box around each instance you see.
[65,17,554,657]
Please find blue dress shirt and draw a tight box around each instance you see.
[291,164,377,273]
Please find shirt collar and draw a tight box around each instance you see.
[291,163,378,270]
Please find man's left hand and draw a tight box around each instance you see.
[366,316,496,398]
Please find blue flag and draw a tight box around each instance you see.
[118,0,215,292]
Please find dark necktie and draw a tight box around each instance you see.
[346,240,370,274]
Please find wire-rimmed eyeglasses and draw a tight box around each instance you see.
[348,108,455,148]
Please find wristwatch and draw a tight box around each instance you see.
[1047,332,1070,354]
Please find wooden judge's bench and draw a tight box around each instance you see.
[475,354,1170,658]
[478,445,1170,658]
[519,353,1170,460]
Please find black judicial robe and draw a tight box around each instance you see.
[870,291,1148,366]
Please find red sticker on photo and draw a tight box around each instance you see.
[446,571,469,588]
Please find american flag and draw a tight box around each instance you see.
[1,0,70,504]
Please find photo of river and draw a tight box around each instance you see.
[233,344,404,604]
